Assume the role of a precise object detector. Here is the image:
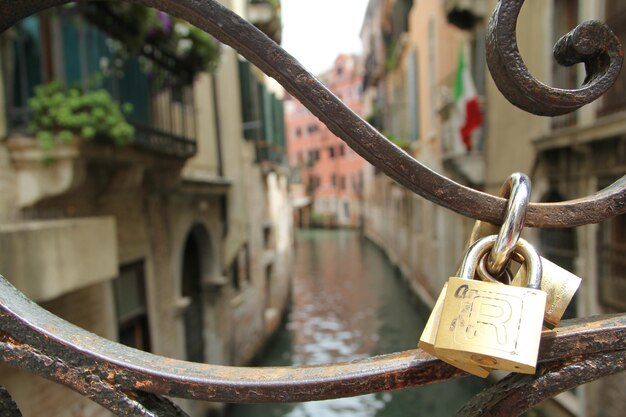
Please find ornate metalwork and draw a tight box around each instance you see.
[1,274,625,415]
[487,0,624,117]
[0,0,624,228]
[455,350,626,417]
[0,1,624,416]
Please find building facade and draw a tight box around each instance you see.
[361,1,625,416]
[360,0,473,305]
[0,1,292,417]
[285,54,367,228]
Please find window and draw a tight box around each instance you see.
[113,262,151,352]
[307,149,319,164]
[239,59,263,140]
[5,16,44,129]
[339,176,346,191]
[540,190,578,318]
[331,174,337,188]
[408,49,420,142]
[295,127,302,138]
[240,244,251,283]
[599,188,626,311]
[229,259,240,291]
[308,175,321,192]
[339,144,346,157]
[307,124,319,134]
[329,146,336,159]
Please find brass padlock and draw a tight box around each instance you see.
[511,258,581,329]
[471,220,581,328]
[418,282,490,378]
[434,236,547,374]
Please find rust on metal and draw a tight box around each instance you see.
[1,275,625,411]
[455,351,626,417]
[0,0,623,228]
[487,0,624,117]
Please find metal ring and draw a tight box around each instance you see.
[476,255,511,285]
[487,173,531,276]
[478,237,542,290]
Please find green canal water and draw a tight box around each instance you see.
[227,229,488,417]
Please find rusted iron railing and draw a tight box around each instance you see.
[0,1,625,416]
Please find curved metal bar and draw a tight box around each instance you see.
[487,0,624,116]
[0,333,189,417]
[455,350,626,417]
[0,385,22,417]
[0,0,623,228]
[1,276,625,405]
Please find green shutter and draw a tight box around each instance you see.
[238,59,252,139]
[261,83,274,144]
[272,94,285,163]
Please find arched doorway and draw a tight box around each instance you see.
[181,224,213,363]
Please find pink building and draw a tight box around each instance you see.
[285,54,367,228]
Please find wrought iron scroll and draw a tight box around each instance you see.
[487,0,624,117]
[0,0,624,228]
[0,1,624,417]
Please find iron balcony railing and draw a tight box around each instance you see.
[4,8,198,159]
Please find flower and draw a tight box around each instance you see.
[177,38,193,56]
[174,22,189,37]
[157,11,172,34]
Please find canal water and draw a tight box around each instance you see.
[227,229,487,417]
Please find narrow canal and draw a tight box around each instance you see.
[227,229,487,417]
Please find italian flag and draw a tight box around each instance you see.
[454,48,483,152]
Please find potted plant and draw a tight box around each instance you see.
[27,81,134,156]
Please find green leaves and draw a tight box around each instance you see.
[28,81,135,154]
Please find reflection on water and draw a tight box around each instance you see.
[227,229,487,417]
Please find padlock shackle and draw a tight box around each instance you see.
[512,239,543,289]
[460,236,543,290]
[459,235,498,279]
[487,173,531,276]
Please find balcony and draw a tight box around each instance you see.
[0,217,117,302]
[248,0,282,44]
[5,9,202,161]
